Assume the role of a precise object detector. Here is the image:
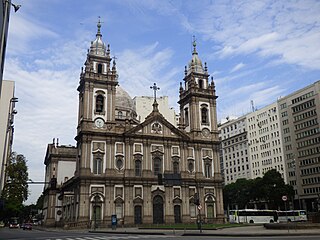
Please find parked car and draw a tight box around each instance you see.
[9,222,19,228]
[23,223,32,230]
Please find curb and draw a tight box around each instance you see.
[89,230,166,235]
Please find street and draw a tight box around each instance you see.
[1,227,320,240]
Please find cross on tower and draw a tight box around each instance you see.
[150,83,160,102]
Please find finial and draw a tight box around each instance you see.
[205,62,207,72]
[96,16,102,37]
[150,83,160,103]
[112,55,117,65]
[184,66,187,76]
[112,56,117,71]
[192,35,197,54]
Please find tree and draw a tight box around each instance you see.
[36,193,44,210]
[0,153,29,219]
[261,169,294,210]
[223,169,294,210]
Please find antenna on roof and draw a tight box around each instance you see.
[251,100,255,112]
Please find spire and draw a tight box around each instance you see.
[89,17,107,56]
[150,83,160,112]
[96,16,102,37]
[186,35,204,75]
[192,35,198,55]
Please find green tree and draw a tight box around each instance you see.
[36,193,44,210]
[261,169,294,210]
[223,169,294,210]
[0,153,29,219]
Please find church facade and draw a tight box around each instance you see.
[43,21,224,227]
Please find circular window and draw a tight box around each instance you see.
[116,157,123,169]
[188,161,194,172]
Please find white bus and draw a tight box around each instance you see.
[277,210,307,222]
[229,209,277,224]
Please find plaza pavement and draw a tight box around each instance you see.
[88,224,320,237]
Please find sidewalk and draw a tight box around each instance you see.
[89,225,320,236]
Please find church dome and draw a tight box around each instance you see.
[187,41,204,75]
[89,19,107,56]
[115,86,135,110]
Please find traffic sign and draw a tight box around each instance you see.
[282,195,288,201]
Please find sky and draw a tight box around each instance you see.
[4,0,320,204]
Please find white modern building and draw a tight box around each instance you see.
[246,102,286,182]
[134,96,178,126]
[278,80,320,211]
[220,116,251,185]
[0,80,16,194]
[220,102,287,185]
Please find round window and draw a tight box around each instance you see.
[188,161,194,172]
[116,157,123,169]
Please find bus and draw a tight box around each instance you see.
[277,210,307,222]
[229,209,277,224]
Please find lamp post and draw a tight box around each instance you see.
[0,97,18,195]
[0,1,21,98]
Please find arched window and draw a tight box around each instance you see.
[116,156,124,170]
[201,106,208,124]
[115,202,123,219]
[206,196,215,219]
[96,95,104,113]
[93,158,102,174]
[153,157,162,176]
[198,79,203,89]
[184,108,189,126]
[173,161,179,174]
[189,202,196,217]
[188,160,194,173]
[135,160,142,176]
[205,162,212,178]
[97,63,103,74]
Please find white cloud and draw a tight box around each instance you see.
[118,42,180,107]
[217,81,284,119]
[230,62,246,73]
[8,13,58,55]
[175,0,320,70]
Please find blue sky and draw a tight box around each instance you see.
[4,0,320,204]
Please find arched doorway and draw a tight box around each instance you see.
[174,205,181,223]
[134,205,142,224]
[153,195,164,224]
[205,195,215,223]
[91,194,102,228]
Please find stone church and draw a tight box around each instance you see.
[42,20,224,227]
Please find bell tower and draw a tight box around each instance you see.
[178,39,218,138]
[77,19,118,130]
[75,19,118,176]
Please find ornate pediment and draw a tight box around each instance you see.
[133,197,144,204]
[123,113,189,140]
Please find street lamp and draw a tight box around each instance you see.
[0,1,21,98]
[0,97,18,195]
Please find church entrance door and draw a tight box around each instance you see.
[174,205,181,223]
[134,205,142,224]
[153,195,164,224]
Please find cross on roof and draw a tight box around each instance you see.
[150,83,160,102]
